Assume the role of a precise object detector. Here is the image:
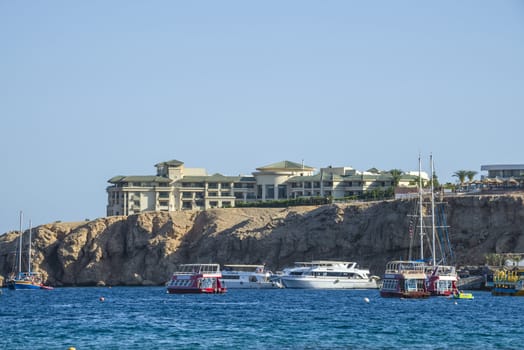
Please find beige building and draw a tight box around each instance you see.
[106,159,417,216]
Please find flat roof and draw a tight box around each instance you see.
[481,164,524,171]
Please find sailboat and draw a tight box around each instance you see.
[6,212,53,290]
[423,155,460,297]
[380,154,462,298]
[380,156,431,298]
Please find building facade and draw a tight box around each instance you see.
[480,164,524,179]
[106,159,423,216]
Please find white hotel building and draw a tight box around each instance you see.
[106,159,423,216]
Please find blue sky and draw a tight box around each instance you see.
[1,1,523,233]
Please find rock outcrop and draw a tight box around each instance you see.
[1,194,523,286]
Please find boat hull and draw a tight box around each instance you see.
[491,287,524,296]
[167,287,226,294]
[380,290,430,298]
[6,280,52,290]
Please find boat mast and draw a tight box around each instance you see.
[418,155,424,261]
[28,220,32,274]
[18,211,23,275]
[430,154,436,268]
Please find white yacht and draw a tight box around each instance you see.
[220,264,282,289]
[279,260,380,289]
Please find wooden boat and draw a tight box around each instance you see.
[6,213,53,290]
[380,260,430,298]
[166,263,226,294]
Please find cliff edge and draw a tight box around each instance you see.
[1,194,523,286]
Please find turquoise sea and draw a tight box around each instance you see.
[1,287,523,349]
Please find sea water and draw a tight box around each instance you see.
[1,287,523,349]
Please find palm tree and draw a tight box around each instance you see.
[388,169,403,187]
[466,170,478,182]
[453,170,468,187]
[432,172,440,189]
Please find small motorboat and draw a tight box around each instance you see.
[452,291,474,299]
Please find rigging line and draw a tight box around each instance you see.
[440,203,455,265]
[434,202,446,264]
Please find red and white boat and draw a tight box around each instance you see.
[383,155,459,298]
[426,265,459,296]
[166,263,226,294]
[423,155,460,296]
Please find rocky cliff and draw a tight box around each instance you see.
[1,194,524,287]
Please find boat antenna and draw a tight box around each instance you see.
[28,219,32,274]
[18,210,23,275]
[418,154,424,261]
[430,154,436,268]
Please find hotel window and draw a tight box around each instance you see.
[278,185,287,199]
[266,185,274,199]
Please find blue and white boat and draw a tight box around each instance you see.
[6,212,53,290]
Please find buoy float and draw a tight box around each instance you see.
[68,347,76,350]
[364,297,370,303]
[99,296,105,302]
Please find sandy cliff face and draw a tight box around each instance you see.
[1,194,523,286]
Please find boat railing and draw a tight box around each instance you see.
[426,265,456,276]
[174,264,221,274]
[223,264,266,273]
[385,261,426,274]
[493,269,523,283]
